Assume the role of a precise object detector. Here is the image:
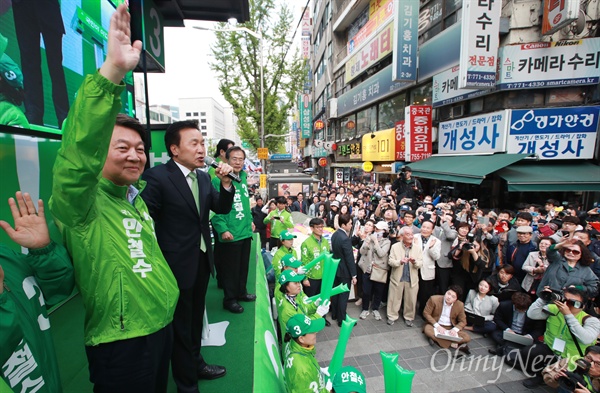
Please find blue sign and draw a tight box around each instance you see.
[269,154,293,160]
[507,106,600,160]
[418,22,461,81]
[392,0,419,82]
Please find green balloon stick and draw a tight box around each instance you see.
[303,252,330,272]
[318,256,340,302]
[380,351,415,393]
[329,315,357,380]
[305,283,349,305]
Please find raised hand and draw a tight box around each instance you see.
[100,4,142,84]
[0,191,51,250]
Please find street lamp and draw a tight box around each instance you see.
[193,26,265,173]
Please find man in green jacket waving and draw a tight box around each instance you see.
[49,6,179,392]
[212,146,256,314]
[264,196,294,249]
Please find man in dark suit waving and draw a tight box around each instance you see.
[331,214,357,327]
[141,120,235,393]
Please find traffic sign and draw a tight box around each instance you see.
[242,141,251,149]
[259,174,267,189]
[257,148,269,159]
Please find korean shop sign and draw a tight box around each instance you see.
[439,110,509,154]
[345,21,393,84]
[404,105,433,162]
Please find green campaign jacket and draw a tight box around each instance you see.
[50,73,179,346]
[0,242,74,392]
[211,171,253,242]
[300,235,330,280]
[264,208,294,239]
[283,339,328,393]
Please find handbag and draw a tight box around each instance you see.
[370,264,388,283]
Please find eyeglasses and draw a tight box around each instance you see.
[312,226,324,229]
[229,157,245,163]
[564,248,581,255]
[585,356,600,367]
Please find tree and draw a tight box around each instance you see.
[209,0,305,153]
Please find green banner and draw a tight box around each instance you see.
[299,94,312,139]
[252,234,287,391]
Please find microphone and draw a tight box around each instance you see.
[204,156,241,183]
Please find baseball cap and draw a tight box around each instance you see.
[516,226,533,233]
[280,230,297,240]
[278,269,306,285]
[332,366,367,393]
[375,221,388,230]
[286,313,325,338]
[400,205,411,211]
[0,53,24,89]
[281,254,301,268]
[331,201,340,208]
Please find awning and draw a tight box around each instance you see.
[406,154,529,184]
[498,162,600,192]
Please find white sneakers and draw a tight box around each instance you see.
[359,310,370,319]
[373,310,381,320]
[355,298,362,306]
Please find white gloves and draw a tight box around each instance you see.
[316,299,331,317]
[297,266,307,275]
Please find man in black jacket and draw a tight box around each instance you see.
[251,196,268,249]
[489,292,544,355]
[392,166,423,210]
[331,214,357,327]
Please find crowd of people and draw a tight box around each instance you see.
[261,166,600,392]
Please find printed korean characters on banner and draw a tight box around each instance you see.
[542,0,580,35]
[392,0,419,81]
[395,120,406,160]
[432,65,493,107]
[458,0,501,88]
[345,22,393,83]
[299,94,312,139]
[404,106,432,162]
[348,0,394,55]
[507,106,599,160]
[301,8,311,59]
[498,39,600,90]
[439,110,509,154]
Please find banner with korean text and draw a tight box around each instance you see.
[542,0,580,35]
[395,120,406,160]
[498,39,600,90]
[432,65,493,107]
[507,106,599,160]
[392,0,419,81]
[348,0,394,55]
[458,0,501,88]
[439,110,509,154]
[404,106,432,162]
[345,21,394,83]
[299,94,312,138]
[362,129,396,161]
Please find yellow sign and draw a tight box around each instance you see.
[362,161,374,172]
[361,128,395,161]
[257,148,269,160]
[345,21,393,83]
[259,174,268,189]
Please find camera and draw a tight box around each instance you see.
[462,233,475,251]
[558,358,590,392]
[539,288,566,303]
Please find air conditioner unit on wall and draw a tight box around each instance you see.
[326,98,338,119]
[451,104,464,118]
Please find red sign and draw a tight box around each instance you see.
[318,157,328,167]
[315,120,324,130]
[346,120,356,129]
[404,105,432,162]
[394,120,405,161]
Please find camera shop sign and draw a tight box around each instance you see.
[498,38,600,90]
[439,109,509,154]
[335,141,362,161]
[507,106,600,160]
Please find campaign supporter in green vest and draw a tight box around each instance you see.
[211,146,256,313]
[0,192,74,393]
[276,270,328,339]
[283,313,328,393]
[272,230,298,280]
[264,197,294,249]
[300,218,330,297]
[513,286,600,389]
[208,139,235,179]
[49,7,179,391]
[331,366,367,393]
[274,254,303,294]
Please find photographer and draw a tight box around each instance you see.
[392,166,422,210]
[513,286,600,388]
[374,196,398,221]
[544,345,600,393]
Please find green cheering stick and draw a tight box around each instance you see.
[380,351,415,393]
[328,315,358,380]
[302,252,330,272]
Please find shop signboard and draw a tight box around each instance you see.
[299,94,312,138]
[345,21,394,83]
[348,0,394,55]
[458,0,502,88]
[542,0,580,35]
[361,128,395,161]
[439,109,509,154]
[498,39,600,90]
[335,141,362,161]
[404,105,433,162]
[432,65,492,107]
[507,106,599,160]
[395,120,406,160]
[392,0,419,81]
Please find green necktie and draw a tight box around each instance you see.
[188,171,206,252]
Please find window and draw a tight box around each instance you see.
[186,112,191,117]
[200,112,206,116]
[201,119,207,123]
[340,115,356,140]
[193,112,198,116]
[201,132,207,136]
[378,93,406,128]
[410,82,433,105]
[356,106,377,137]
[201,125,207,130]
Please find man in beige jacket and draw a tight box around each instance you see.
[387,227,423,326]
